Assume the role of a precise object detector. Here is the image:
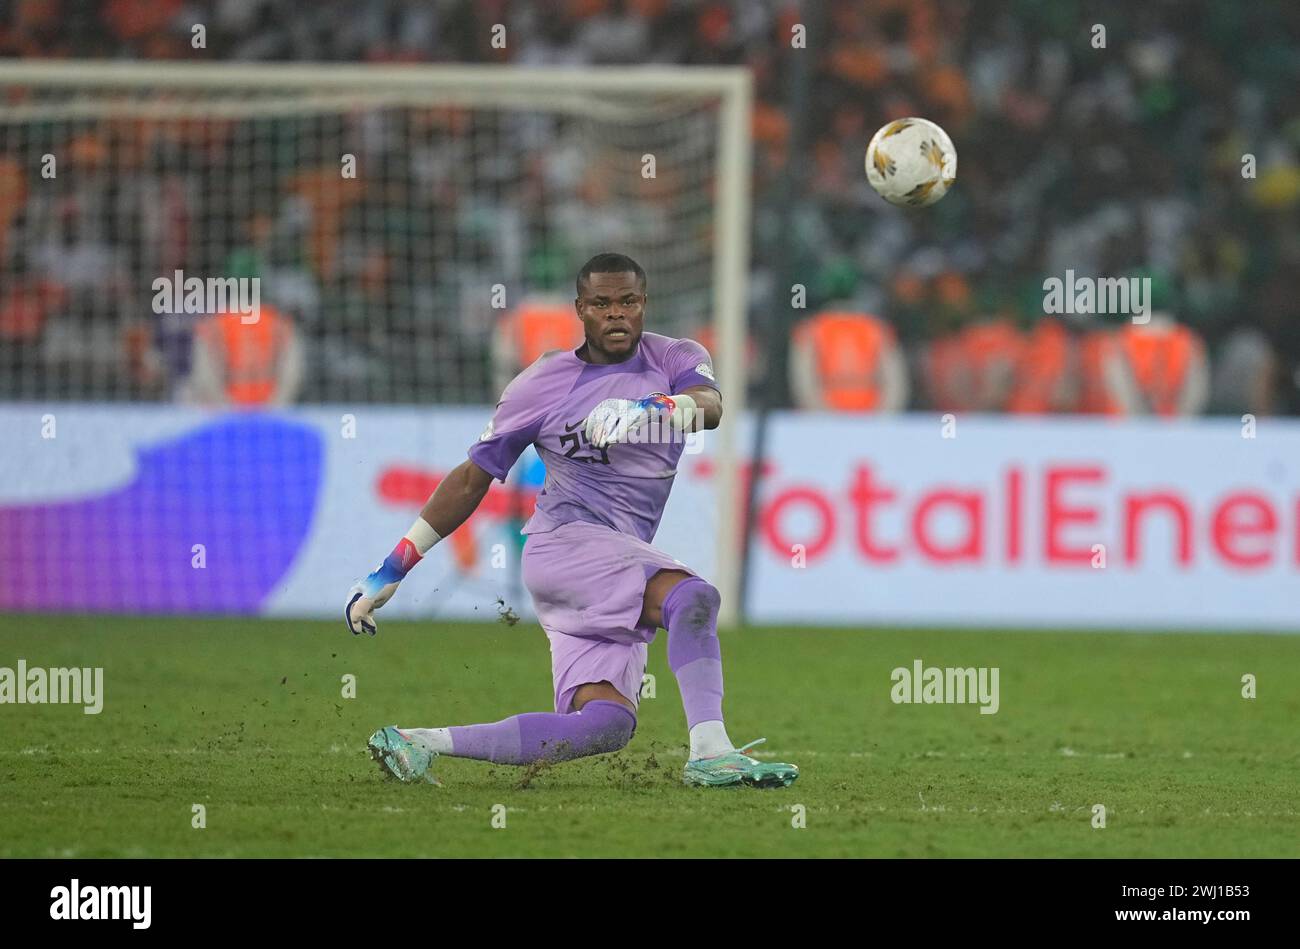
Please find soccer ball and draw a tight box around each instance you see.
[865,117,957,207]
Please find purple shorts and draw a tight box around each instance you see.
[521,520,699,713]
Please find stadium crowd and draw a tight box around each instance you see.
[0,0,1296,414]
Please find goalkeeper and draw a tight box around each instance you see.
[346,253,797,789]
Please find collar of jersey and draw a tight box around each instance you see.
[570,342,647,378]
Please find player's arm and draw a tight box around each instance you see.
[344,459,495,636]
[346,358,548,636]
[420,458,495,536]
[585,339,723,447]
[679,384,721,430]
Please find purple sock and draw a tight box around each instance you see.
[662,577,724,728]
[447,700,635,765]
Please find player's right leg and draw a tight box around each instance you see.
[368,527,649,784]
[380,623,645,778]
[371,684,636,783]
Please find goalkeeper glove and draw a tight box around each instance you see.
[584,392,697,449]
[345,518,441,635]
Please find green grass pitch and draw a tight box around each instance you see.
[1,614,1297,857]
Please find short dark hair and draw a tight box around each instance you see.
[576,252,646,297]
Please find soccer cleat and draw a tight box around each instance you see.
[682,738,799,789]
[367,726,440,785]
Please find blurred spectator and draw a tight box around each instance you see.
[1093,313,1210,417]
[185,302,304,407]
[0,276,66,396]
[925,313,1024,413]
[790,309,907,412]
[1209,327,1277,418]
[122,319,167,398]
[1007,318,1080,414]
[0,157,27,267]
[0,0,1294,413]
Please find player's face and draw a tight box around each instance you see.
[576,272,645,363]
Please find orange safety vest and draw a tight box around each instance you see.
[926,320,1023,412]
[793,311,894,411]
[1078,329,1117,414]
[506,303,584,366]
[1008,320,1075,414]
[1115,323,1201,416]
[198,303,287,405]
[963,319,1023,368]
[963,318,1024,409]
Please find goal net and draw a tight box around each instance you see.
[0,62,751,623]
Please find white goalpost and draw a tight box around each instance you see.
[0,61,752,626]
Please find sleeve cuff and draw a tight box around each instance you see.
[670,371,721,393]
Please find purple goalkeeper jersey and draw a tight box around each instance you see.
[468,331,719,544]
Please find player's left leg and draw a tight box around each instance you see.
[641,569,799,789]
[640,569,731,756]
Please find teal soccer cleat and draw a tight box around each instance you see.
[367,726,441,785]
[682,738,799,789]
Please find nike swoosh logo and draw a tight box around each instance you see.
[563,420,583,431]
